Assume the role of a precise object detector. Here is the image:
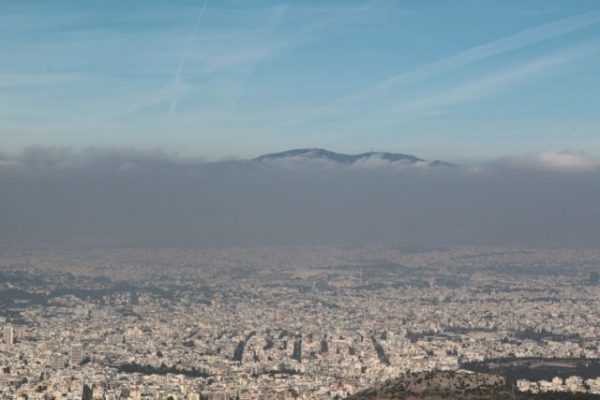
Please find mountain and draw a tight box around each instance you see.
[252,148,454,168]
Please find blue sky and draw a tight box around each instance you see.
[1,0,600,161]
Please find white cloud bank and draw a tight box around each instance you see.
[499,151,600,172]
[1,146,600,174]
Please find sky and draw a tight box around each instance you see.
[1,0,600,162]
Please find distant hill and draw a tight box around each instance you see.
[347,371,600,400]
[348,371,509,400]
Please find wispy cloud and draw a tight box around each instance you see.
[386,41,600,120]
[280,39,600,134]
[168,0,208,120]
[119,1,382,119]
[338,10,600,105]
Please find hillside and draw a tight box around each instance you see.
[347,371,600,400]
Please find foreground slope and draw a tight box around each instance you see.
[348,371,600,400]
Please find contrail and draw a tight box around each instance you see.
[337,9,600,105]
[169,0,208,120]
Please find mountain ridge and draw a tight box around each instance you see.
[251,148,455,168]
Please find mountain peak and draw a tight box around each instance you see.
[254,148,423,163]
[252,148,451,168]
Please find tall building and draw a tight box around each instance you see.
[82,384,93,400]
[70,345,84,365]
[3,326,14,345]
[129,289,139,305]
[292,339,302,362]
[14,325,26,341]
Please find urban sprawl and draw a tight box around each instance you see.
[1,246,600,399]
